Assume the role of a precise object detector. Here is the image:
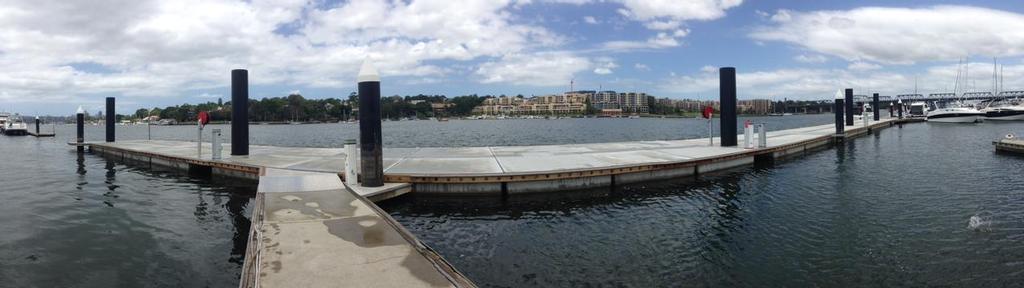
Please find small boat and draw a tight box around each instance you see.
[628,114,640,119]
[927,103,984,123]
[3,114,29,136]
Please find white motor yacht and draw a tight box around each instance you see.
[3,114,29,135]
[926,103,984,123]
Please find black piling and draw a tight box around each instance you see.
[872,93,880,121]
[34,117,40,135]
[897,100,904,119]
[835,91,845,136]
[231,69,249,156]
[76,108,85,153]
[358,62,384,187]
[105,97,115,142]
[844,89,854,126]
[719,67,737,147]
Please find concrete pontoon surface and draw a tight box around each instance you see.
[243,168,472,288]
[92,119,893,179]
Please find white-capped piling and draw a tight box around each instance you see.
[76,106,85,153]
[358,59,384,187]
[834,90,845,136]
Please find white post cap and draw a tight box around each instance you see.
[834,89,844,99]
[357,58,380,82]
[76,106,85,114]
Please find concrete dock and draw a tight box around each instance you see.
[79,117,902,288]
[87,118,898,197]
[994,139,1024,154]
[239,168,473,288]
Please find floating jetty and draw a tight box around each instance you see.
[994,138,1024,154]
[239,168,473,288]
[84,118,898,197]
[78,118,902,287]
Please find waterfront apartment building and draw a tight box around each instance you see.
[473,94,586,115]
[571,90,649,113]
[738,99,771,115]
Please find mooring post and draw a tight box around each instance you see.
[105,97,115,142]
[76,106,85,153]
[834,90,845,136]
[872,93,880,121]
[757,123,767,148]
[211,129,222,160]
[897,99,904,119]
[844,89,854,126]
[719,67,737,147]
[34,116,40,135]
[231,69,249,156]
[358,59,384,187]
[344,139,358,186]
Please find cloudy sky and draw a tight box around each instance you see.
[2,0,1024,115]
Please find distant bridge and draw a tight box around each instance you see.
[894,91,1024,102]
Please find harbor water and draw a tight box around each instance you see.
[381,120,1024,287]
[2,115,1023,287]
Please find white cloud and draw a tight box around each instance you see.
[583,16,598,24]
[617,0,743,22]
[593,58,618,74]
[794,54,828,64]
[700,65,718,73]
[847,61,881,71]
[0,0,566,104]
[475,52,591,86]
[634,63,650,71]
[602,32,680,51]
[751,6,1024,64]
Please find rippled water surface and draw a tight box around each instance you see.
[381,121,1024,287]
[0,136,256,287]
[4,115,1024,287]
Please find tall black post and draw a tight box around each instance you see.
[34,116,40,135]
[872,93,880,121]
[76,107,85,153]
[231,69,249,155]
[835,91,845,135]
[105,97,115,142]
[719,67,737,147]
[897,100,904,119]
[358,61,384,187]
[844,89,854,126]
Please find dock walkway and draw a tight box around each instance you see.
[81,118,900,288]
[240,168,472,288]
[88,118,897,196]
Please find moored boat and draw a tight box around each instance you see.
[3,114,29,135]
[982,103,1024,121]
[927,106,984,123]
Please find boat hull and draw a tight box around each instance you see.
[927,114,982,123]
[985,110,1024,121]
[3,128,27,136]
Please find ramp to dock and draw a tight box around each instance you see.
[240,168,473,288]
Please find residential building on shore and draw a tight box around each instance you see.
[473,94,587,115]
